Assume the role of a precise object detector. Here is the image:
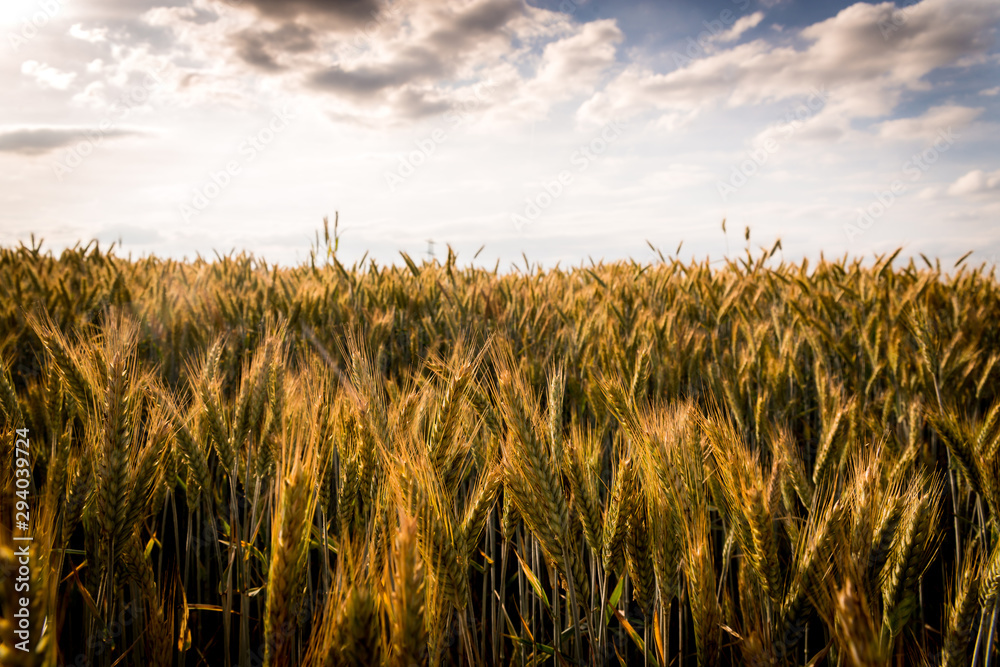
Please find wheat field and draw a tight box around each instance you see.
[1,232,999,666]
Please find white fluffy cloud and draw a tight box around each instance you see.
[949,169,1000,196]
[21,60,77,90]
[69,23,108,42]
[876,104,984,142]
[712,11,764,44]
[577,0,1000,130]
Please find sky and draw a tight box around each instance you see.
[0,0,998,269]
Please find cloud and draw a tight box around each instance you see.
[876,104,983,142]
[232,23,316,71]
[533,19,621,90]
[139,0,621,124]
[85,0,191,15]
[0,126,142,155]
[981,86,1000,96]
[21,61,77,90]
[230,0,381,25]
[501,18,622,120]
[948,169,1000,196]
[307,0,525,97]
[69,24,109,42]
[576,0,1000,128]
[302,0,622,123]
[712,11,764,44]
[309,52,446,97]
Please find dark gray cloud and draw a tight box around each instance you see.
[309,45,445,95]
[234,0,381,24]
[427,0,523,51]
[307,0,524,100]
[324,87,450,124]
[233,24,317,71]
[0,127,142,155]
[389,88,452,118]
